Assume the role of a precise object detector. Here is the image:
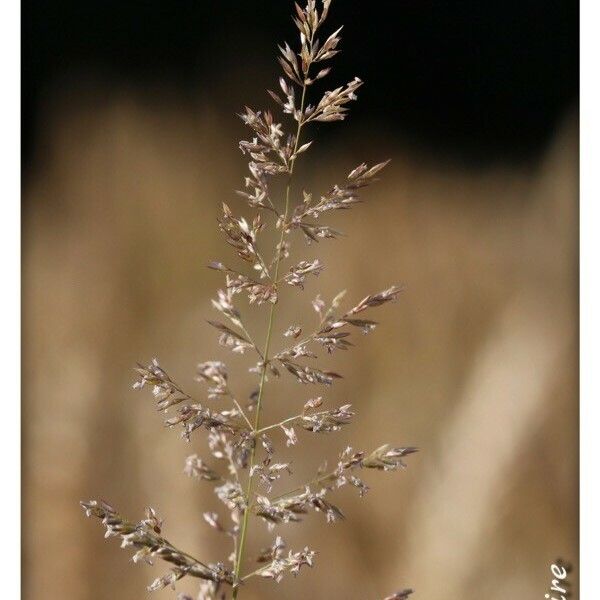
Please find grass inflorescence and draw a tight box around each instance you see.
[81,2,417,598]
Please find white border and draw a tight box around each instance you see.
[0,0,21,596]
[580,0,597,598]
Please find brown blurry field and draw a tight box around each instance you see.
[23,85,577,599]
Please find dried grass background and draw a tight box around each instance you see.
[23,84,577,599]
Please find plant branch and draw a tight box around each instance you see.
[233,398,255,431]
[254,408,332,436]
[232,82,308,597]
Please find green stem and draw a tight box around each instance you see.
[232,84,308,598]
[254,413,302,436]
[254,408,331,436]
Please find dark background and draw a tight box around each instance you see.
[23,0,578,172]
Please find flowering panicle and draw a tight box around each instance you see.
[196,361,230,400]
[82,2,416,598]
[80,500,234,590]
[300,402,354,432]
[254,542,316,582]
[184,454,221,482]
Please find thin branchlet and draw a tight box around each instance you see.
[81,2,416,599]
[80,500,234,590]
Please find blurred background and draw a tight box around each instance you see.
[22,1,578,599]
